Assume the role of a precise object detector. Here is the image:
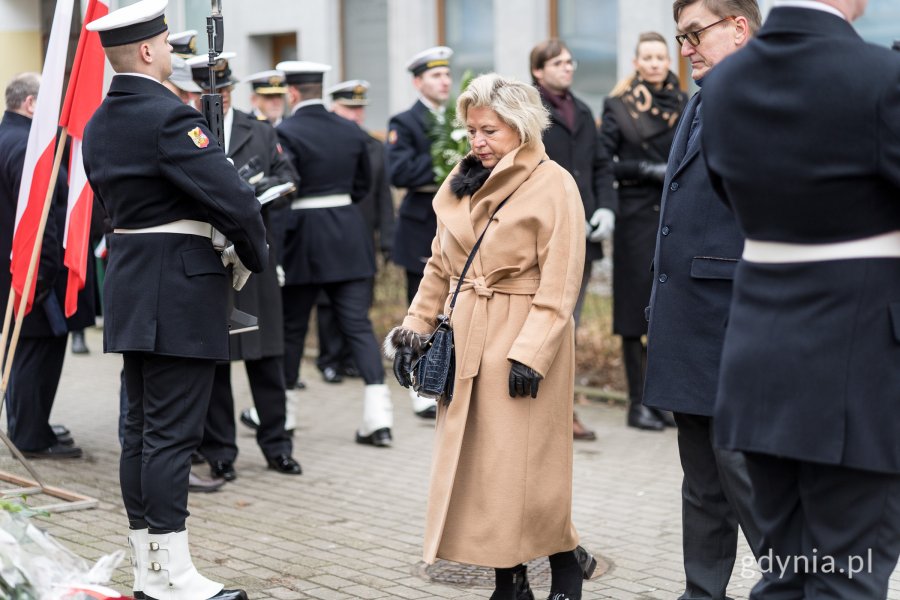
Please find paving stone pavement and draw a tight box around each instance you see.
[1,327,898,599]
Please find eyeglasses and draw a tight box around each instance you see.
[675,16,735,47]
[547,58,578,70]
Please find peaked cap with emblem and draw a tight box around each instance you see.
[87,0,168,48]
[326,80,370,106]
[244,70,288,95]
[168,55,202,93]
[406,46,453,76]
[186,52,238,91]
[167,29,197,57]
[276,61,332,86]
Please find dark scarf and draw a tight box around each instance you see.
[450,154,491,199]
[618,71,686,141]
[538,84,576,131]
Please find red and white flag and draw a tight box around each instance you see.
[11,0,74,317]
[60,0,109,317]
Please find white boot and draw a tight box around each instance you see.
[357,383,393,441]
[284,388,300,432]
[127,528,148,598]
[144,530,224,600]
[409,388,437,417]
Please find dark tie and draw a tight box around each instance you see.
[687,98,702,150]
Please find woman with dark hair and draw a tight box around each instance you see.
[600,32,687,431]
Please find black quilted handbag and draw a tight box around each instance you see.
[412,197,509,404]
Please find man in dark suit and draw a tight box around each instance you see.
[530,38,618,441]
[0,73,83,459]
[385,46,453,420]
[83,1,267,597]
[643,1,763,597]
[702,1,900,596]
[186,55,301,480]
[275,61,394,447]
[315,80,395,385]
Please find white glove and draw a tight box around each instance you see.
[588,208,615,243]
[220,245,252,291]
[276,264,286,287]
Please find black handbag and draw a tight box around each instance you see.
[412,197,509,404]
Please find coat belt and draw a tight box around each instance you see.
[449,275,540,379]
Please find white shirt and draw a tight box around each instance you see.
[291,98,325,115]
[772,1,847,20]
[418,95,446,115]
[224,107,234,154]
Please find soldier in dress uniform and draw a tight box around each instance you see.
[185,54,302,480]
[244,70,287,126]
[275,61,394,447]
[83,1,267,597]
[167,29,197,58]
[165,30,201,108]
[385,46,453,420]
[315,80,395,386]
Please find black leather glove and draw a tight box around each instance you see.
[637,161,667,183]
[253,176,276,196]
[508,360,543,399]
[393,346,416,388]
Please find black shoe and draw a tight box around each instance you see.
[266,454,302,474]
[211,590,248,600]
[50,424,70,437]
[627,403,665,431]
[55,432,75,446]
[22,443,83,459]
[188,471,225,493]
[355,428,392,447]
[652,408,677,427]
[321,366,343,384]
[239,408,260,431]
[339,364,360,378]
[415,405,437,419]
[71,331,89,354]
[210,459,237,481]
[574,545,597,580]
[295,380,307,390]
[491,565,534,600]
[191,450,206,465]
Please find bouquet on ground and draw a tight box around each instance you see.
[427,70,475,185]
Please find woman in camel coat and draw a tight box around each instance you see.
[385,73,588,600]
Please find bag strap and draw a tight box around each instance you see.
[448,196,510,317]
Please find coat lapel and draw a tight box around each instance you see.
[228,111,253,158]
[670,92,702,179]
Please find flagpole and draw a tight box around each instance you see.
[0,290,15,373]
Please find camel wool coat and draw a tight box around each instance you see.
[402,141,586,567]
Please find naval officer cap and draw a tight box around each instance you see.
[245,70,288,95]
[186,52,238,91]
[167,29,197,57]
[327,80,370,106]
[87,0,169,48]
[406,46,453,76]
[276,61,332,86]
[168,55,202,93]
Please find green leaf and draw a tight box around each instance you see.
[426,69,475,185]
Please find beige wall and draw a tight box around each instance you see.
[0,31,43,94]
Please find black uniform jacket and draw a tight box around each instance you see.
[359,131,395,255]
[276,102,374,285]
[385,100,438,274]
[0,112,93,338]
[227,109,298,360]
[643,92,744,417]
[702,7,900,473]
[82,75,268,361]
[540,91,617,262]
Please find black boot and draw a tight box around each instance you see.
[622,337,664,431]
[491,564,534,600]
[548,550,583,600]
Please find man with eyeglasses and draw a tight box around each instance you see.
[643,1,763,598]
[702,0,900,597]
[530,38,617,443]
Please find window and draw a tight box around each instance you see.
[854,0,900,49]
[342,0,389,131]
[443,0,494,79]
[556,0,618,117]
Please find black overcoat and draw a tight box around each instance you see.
[643,92,744,417]
[703,7,900,473]
[82,75,268,361]
[600,91,685,336]
[226,109,298,360]
[276,103,374,284]
[385,100,438,274]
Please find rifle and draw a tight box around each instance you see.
[202,0,225,146]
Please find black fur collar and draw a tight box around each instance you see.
[450,154,491,199]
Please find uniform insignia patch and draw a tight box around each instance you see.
[188,127,209,148]
[388,129,398,144]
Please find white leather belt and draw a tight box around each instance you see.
[742,231,900,263]
[290,194,352,210]
[113,219,213,238]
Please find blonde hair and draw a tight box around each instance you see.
[456,73,549,147]
[609,32,670,98]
